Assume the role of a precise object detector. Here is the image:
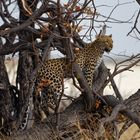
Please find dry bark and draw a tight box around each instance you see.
[0,89,140,140]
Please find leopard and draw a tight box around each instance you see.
[34,35,113,120]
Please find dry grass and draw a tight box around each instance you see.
[119,123,140,140]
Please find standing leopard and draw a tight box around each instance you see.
[34,35,113,119]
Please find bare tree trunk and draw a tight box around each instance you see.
[15,0,39,128]
[1,89,140,140]
[0,38,12,135]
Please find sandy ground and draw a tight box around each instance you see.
[104,59,140,99]
[119,124,140,140]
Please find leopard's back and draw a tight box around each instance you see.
[36,58,67,95]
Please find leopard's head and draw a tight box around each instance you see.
[95,35,113,53]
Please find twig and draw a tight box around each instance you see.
[101,104,126,123]
[108,71,123,101]
[103,95,140,128]
[0,1,49,36]
[127,9,140,36]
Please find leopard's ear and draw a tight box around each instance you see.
[109,34,112,38]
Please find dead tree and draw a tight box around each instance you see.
[0,0,140,139]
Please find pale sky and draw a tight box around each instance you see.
[1,0,140,56]
[94,0,140,56]
[61,0,140,56]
